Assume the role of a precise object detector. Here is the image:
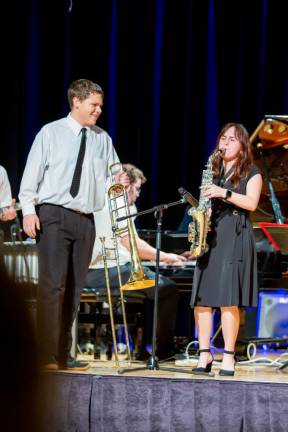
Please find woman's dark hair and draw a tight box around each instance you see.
[212,122,253,187]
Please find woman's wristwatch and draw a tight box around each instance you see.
[225,189,232,199]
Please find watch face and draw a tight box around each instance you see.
[226,189,232,198]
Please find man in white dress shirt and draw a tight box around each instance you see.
[0,166,16,222]
[19,79,129,370]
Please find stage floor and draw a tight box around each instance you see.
[40,351,288,431]
[58,351,288,385]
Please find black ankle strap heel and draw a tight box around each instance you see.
[224,350,237,363]
[191,349,214,376]
[219,350,236,377]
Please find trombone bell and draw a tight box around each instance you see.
[122,275,155,291]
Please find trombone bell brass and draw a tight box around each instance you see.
[121,278,155,291]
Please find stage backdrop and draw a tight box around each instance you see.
[3,0,288,230]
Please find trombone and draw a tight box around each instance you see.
[100,236,131,366]
[98,163,154,364]
[108,163,155,291]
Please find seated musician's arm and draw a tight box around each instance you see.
[120,231,186,263]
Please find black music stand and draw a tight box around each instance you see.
[259,224,288,371]
[117,195,214,377]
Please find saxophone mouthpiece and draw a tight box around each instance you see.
[212,149,224,161]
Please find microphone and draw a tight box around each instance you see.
[10,224,18,243]
[178,187,198,207]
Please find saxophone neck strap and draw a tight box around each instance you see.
[218,166,234,187]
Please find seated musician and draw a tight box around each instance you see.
[85,163,186,360]
[0,165,16,222]
[0,166,17,258]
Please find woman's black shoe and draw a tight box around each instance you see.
[191,349,214,375]
[219,350,236,376]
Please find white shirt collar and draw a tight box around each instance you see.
[67,113,89,137]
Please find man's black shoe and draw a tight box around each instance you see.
[42,355,59,371]
[61,358,90,371]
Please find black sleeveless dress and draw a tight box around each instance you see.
[190,164,260,308]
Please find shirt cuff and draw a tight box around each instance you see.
[22,205,36,216]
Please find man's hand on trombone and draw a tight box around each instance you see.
[114,171,130,188]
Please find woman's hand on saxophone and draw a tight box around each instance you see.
[201,184,226,199]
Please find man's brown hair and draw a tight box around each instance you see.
[68,79,104,109]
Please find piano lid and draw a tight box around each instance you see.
[249,116,288,223]
[250,115,288,150]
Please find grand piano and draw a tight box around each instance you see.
[249,114,288,224]
[249,115,288,288]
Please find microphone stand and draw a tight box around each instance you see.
[278,359,288,371]
[117,197,204,375]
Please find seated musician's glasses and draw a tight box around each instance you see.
[134,186,141,194]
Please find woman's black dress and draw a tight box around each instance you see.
[190,164,260,308]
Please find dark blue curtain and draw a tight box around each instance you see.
[4,0,288,229]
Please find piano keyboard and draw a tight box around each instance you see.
[141,260,196,268]
[141,260,195,285]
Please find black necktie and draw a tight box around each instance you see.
[70,128,87,198]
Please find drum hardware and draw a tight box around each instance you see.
[3,241,38,285]
[3,215,38,301]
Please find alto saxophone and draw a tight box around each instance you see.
[188,154,215,258]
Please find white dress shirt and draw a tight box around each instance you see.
[0,165,12,208]
[89,199,137,269]
[19,114,119,216]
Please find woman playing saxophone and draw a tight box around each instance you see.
[190,122,262,377]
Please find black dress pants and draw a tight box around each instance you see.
[37,204,95,363]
